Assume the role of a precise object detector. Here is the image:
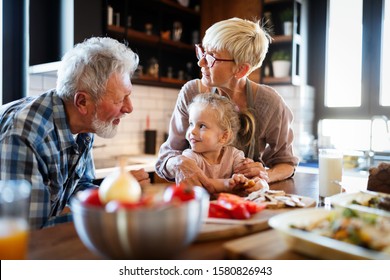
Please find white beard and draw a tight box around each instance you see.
[91,112,118,138]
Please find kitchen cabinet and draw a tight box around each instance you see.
[29,0,104,66]
[261,0,308,85]
[106,0,201,88]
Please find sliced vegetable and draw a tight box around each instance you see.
[208,192,265,219]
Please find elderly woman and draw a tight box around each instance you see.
[156,17,299,191]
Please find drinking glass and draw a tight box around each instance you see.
[318,149,343,204]
[0,180,31,260]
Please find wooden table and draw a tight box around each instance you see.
[27,172,368,260]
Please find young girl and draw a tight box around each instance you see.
[180,93,269,194]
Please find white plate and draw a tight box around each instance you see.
[268,208,390,260]
[329,191,390,218]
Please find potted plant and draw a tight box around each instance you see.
[279,8,293,35]
[271,50,291,78]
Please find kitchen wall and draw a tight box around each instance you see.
[29,72,314,163]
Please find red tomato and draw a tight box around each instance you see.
[105,195,155,212]
[245,200,265,214]
[231,203,251,219]
[207,192,265,220]
[164,183,195,202]
[208,202,232,219]
[78,189,102,207]
[218,193,243,204]
[105,200,142,212]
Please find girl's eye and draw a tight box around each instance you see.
[200,124,206,129]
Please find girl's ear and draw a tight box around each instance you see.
[219,130,231,144]
[74,91,89,115]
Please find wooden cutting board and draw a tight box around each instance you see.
[196,195,316,242]
[222,229,311,260]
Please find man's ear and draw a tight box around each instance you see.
[234,63,251,79]
[74,91,89,115]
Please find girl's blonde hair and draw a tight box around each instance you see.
[188,93,255,147]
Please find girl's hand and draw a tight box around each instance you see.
[242,177,269,193]
[228,173,248,189]
[173,155,216,193]
[229,174,269,193]
[234,158,269,182]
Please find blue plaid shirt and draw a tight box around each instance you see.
[0,90,96,229]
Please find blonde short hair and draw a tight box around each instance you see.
[202,17,271,75]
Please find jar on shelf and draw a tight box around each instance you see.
[145,23,153,35]
[172,21,183,41]
[147,58,159,78]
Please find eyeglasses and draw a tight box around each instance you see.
[195,44,235,68]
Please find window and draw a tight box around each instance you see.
[380,0,390,105]
[323,0,388,116]
[0,0,3,105]
[325,0,362,107]
[318,0,389,152]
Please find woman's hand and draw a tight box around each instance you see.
[130,168,150,186]
[234,158,269,182]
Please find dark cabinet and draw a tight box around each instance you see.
[106,0,201,88]
[261,0,308,85]
[29,0,104,66]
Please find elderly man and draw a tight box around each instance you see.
[0,37,150,229]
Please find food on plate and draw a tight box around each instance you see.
[98,157,142,204]
[352,195,390,211]
[243,179,256,188]
[208,193,265,219]
[246,189,306,209]
[290,208,390,254]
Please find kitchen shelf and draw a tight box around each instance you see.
[262,76,292,84]
[272,35,293,43]
[261,0,308,86]
[106,0,200,88]
[107,25,160,45]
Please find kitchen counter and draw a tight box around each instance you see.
[94,154,158,179]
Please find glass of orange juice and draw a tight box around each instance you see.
[0,180,31,260]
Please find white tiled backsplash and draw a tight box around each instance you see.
[273,84,315,159]
[29,73,314,162]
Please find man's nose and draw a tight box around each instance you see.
[122,96,133,114]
